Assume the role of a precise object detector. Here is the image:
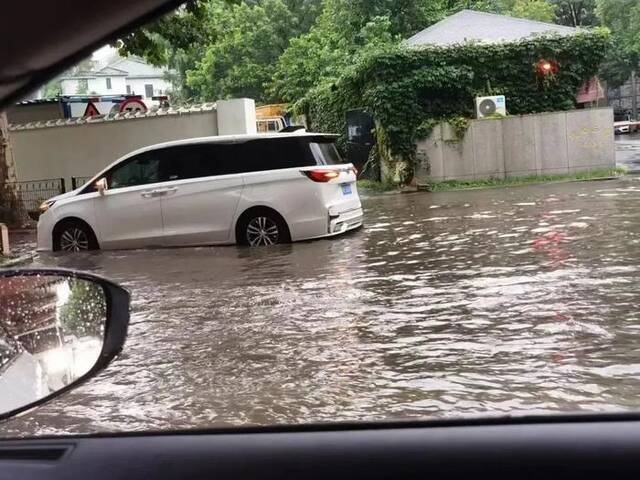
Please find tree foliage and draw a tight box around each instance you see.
[117,0,322,103]
[552,0,598,27]
[186,0,305,102]
[59,280,107,338]
[596,0,640,87]
[116,0,632,104]
[42,80,62,98]
[511,0,555,22]
[270,0,454,104]
[117,1,211,103]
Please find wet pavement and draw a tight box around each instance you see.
[615,133,640,173]
[4,175,640,437]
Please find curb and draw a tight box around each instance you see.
[0,254,34,268]
[417,174,626,193]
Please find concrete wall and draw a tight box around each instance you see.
[10,108,219,188]
[414,108,615,183]
[217,98,257,135]
[6,103,64,124]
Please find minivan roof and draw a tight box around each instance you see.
[125,132,338,160]
[82,132,340,189]
[140,131,338,150]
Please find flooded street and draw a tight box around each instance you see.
[615,133,640,173]
[4,177,640,436]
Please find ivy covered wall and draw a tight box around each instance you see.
[301,30,611,185]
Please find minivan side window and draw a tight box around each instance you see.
[161,144,240,181]
[309,141,343,165]
[108,152,163,189]
[234,138,317,173]
[93,137,343,191]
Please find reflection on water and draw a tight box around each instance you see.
[4,177,640,436]
[0,276,106,416]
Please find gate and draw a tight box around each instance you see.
[346,109,377,180]
[71,176,92,190]
[0,178,65,223]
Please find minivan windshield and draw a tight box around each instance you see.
[2,0,640,439]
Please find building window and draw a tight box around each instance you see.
[106,77,112,90]
[126,85,131,94]
[144,84,154,98]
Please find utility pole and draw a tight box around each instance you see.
[0,111,21,226]
[0,112,15,183]
[631,70,638,121]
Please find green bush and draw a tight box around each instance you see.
[302,29,611,185]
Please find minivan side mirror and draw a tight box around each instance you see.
[96,177,108,195]
[0,268,130,421]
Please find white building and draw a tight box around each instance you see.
[60,56,171,103]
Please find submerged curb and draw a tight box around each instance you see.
[0,254,34,268]
[359,174,626,195]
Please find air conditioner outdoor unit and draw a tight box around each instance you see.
[475,95,506,118]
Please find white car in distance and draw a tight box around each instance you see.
[37,133,363,251]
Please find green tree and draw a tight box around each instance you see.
[552,0,598,26]
[443,0,513,13]
[597,0,640,87]
[118,0,322,103]
[117,1,210,103]
[186,0,305,102]
[270,0,448,104]
[59,280,107,338]
[42,80,62,98]
[76,79,89,95]
[597,0,640,55]
[511,0,555,22]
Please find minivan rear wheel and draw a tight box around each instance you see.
[53,220,99,252]
[237,210,290,247]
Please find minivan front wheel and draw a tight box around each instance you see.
[237,210,290,247]
[53,220,99,252]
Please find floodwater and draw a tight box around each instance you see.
[616,134,640,172]
[4,177,640,437]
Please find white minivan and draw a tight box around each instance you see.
[37,133,363,251]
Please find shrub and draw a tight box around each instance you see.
[302,29,611,185]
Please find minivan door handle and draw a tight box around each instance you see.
[141,187,178,199]
[154,187,178,196]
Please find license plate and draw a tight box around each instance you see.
[341,183,352,195]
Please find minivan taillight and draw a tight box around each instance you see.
[303,170,341,182]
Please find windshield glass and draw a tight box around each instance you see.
[1,0,639,438]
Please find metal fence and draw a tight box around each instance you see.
[71,176,92,190]
[0,178,66,223]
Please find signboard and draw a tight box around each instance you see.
[118,98,147,114]
[83,102,100,117]
[577,77,604,104]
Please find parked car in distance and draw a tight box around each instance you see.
[37,133,363,252]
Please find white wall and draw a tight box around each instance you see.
[87,76,127,95]
[217,98,257,135]
[413,107,615,184]
[61,77,128,96]
[60,79,79,95]
[126,78,171,101]
[10,109,219,188]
